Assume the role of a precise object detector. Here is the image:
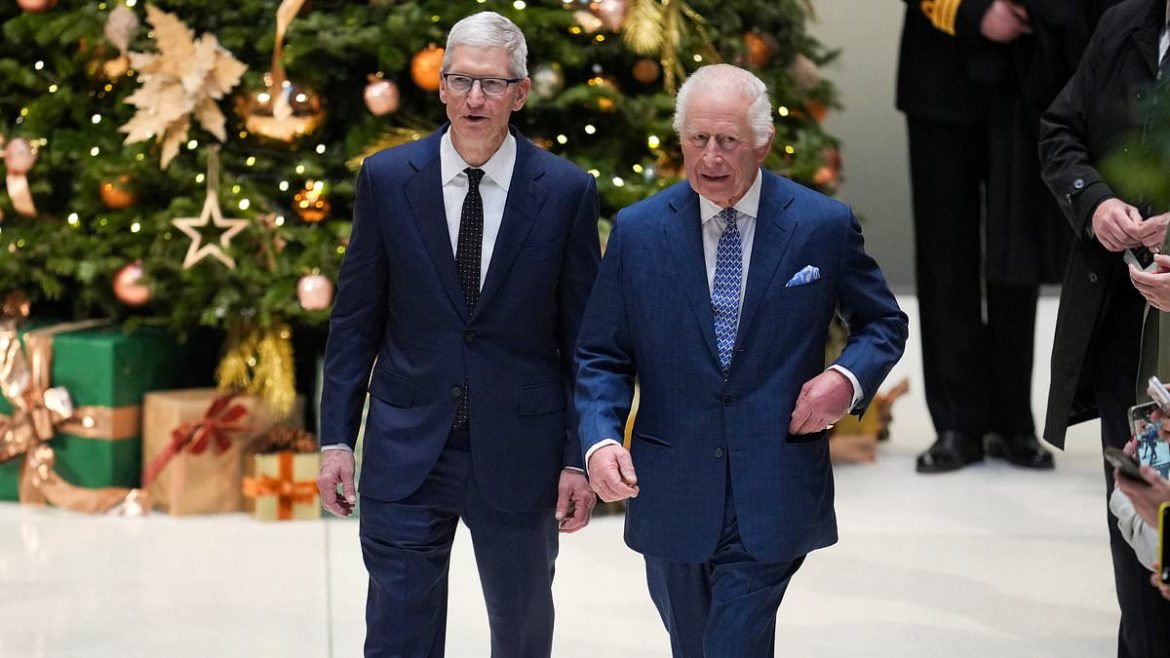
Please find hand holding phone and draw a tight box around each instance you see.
[1159,502,1170,584]
[1106,445,1150,486]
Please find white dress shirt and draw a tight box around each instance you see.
[584,169,863,470]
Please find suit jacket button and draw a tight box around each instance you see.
[451,386,464,399]
[714,447,725,459]
[1088,272,1098,284]
[463,330,476,343]
[1073,178,1085,190]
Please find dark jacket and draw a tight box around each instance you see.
[1039,0,1164,446]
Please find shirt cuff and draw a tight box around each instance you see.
[827,364,864,411]
[584,438,622,477]
[563,466,584,474]
[321,444,353,452]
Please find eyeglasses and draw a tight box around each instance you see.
[686,133,748,153]
[441,73,523,97]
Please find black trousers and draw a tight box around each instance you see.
[906,117,1039,438]
[1091,279,1170,658]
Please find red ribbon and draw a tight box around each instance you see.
[142,394,251,488]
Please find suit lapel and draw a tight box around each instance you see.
[664,190,720,365]
[477,134,546,314]
[405,130,469,322]
[736,172,796,346]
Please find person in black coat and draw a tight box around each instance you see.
[897,0,1076,474]
[1040,0,1170,654]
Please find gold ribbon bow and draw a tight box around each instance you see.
[242,451,317,520]
[0,319,145,515]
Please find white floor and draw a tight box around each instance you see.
[0,296,1123,658]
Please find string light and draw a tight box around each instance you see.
[612,177,625,187]
[246,156,256,167]
[632,164,644,174]
[34,61,44,70]
[90,147,100,156]
[231,185,241,194]
[693,54,703,62]
[275,216,286,226]
[513,0,527,8]
[778,106,790,117]
[647,135,661,149]
[239,199,251,211]
[588,169,600,177]
[295,165,306,174]
[130,222,141,233]
[584,124,596,135]
[91,114,102,124]
[187,140,198,150]
[315,144,326,154]
[196,173,205,183]
[67,213,80,226]
[279,181,290,191]
[784,145,795,155]
[556,134,568,145]
[48,84,58,93]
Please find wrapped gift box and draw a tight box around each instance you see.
[0,322,184,502]
[243,451,321,521]
[142,389,303,515]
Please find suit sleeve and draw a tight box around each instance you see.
[830,210,910,415]
[557,175,601,470]
[1039,23,1114,239]
[906,0,994,39]
[319,163,389,449]
[574,215,636,464]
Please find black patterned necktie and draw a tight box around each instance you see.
[453,167,484,429]
[456,168,485,313]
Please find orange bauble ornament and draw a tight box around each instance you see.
[633,58,660,84]
[100,175,138,210]
[293,181,330,223]
[17,0,57,12]
[743,31,776,69]
[113,261,152,307]
[411,46,445,92]
[806,100,828,124]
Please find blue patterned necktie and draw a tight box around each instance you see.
[711,207,742,373]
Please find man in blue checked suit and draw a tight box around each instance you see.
[316,12,599,658]
[576,64,908,658]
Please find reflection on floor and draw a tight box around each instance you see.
[0,297,1120,657]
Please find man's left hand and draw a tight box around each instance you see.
[555,469,596,533]
[1115,463,1170,527]
[789,370,853,435]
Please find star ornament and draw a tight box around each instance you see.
[172,192,248,269]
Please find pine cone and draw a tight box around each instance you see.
[249,425,318,454]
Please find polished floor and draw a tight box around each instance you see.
[0,296,1124,657]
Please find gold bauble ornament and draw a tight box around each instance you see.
[100,175,138,210]
[633,58,660,84]
[17,0,57,12]
[363,76,400,116]
[293,181,330,223]
[743,31,776,69]
[296,273,334,311]
[236,79,325,143]
[113,261,152,307]
[574,10,604,34]
[411,46,445,92]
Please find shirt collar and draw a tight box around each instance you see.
[698,168,763,225]
[440,129,516,192]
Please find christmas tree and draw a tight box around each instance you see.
[0,0,840,405]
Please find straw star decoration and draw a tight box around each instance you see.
[171,147,247,269]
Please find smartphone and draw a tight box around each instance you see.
[1125,247,1158,273]
[1160,502,1170,584]
[1105,445,1149,486]
[1130,400,1161,444]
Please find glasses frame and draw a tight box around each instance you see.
[440,73,525,97]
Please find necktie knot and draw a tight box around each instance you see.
[719,207,738,232]
[465,167,485,188]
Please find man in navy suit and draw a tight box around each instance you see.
[316,12,600,657]
[576,64,908,657]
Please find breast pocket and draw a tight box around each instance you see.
[518,238,566,265]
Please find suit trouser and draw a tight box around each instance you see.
[643,472,805,658]
[359,429,560,658]
[1090,280,1170,658]
[906,117,1039,438]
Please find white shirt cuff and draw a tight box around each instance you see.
[584,438,622,477]
[827,365,863,411]
[321,444,353,452]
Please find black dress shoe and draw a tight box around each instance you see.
[984,433,1055,470]
[916,431,984,474]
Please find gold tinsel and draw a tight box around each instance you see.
[622,0,666,56]
[621,0,718,93]
[216,321,297,419]
[347,128,429,171]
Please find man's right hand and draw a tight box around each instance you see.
[981,0,1031,43]
[318,449,357,517]
[587,444,640,503]
[1092,198,1146,252]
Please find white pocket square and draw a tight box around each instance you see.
[785,265,821,287]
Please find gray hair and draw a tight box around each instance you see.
[673,64,774,149]
[443,12,529,78]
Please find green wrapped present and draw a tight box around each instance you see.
[0,320,185,507]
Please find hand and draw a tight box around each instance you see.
[1130,254,1170,311]
[789,369,854,435]
[1115,463,1170,527]
[980,0,1031,43]
[1092,198,1145,252]
[1136,212,1170,251]
[555,469,596,533]
[317,449,357,517]
[1150,566,1170,601]
[587,444,640,503]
